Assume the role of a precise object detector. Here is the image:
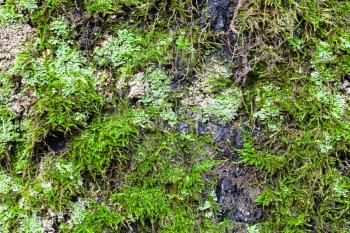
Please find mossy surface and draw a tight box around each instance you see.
[1,0,350,232]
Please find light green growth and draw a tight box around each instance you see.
[140,69,171,106]
[136,69,178,125]
[10,42,103,141]
[86,0,155,15]
[49,18,70,38]
[18,214,44,233]
[253,85,282,121]
[0,172,22,194]
[0,158,83,231]
[1,0,350,231]
[70,199,88,225]
[94,29,172,77]
[0,0,42,25]
[0,1,22,25]
[15,0,38,13]
[252,84,286,132]
[26,157,82,207]
[202,88,243,124]
[0,110,20,159]
[94,29,143,68]
[247,224,261,233]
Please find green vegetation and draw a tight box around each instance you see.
[70,108,139,175]
[201,88,243,124]
[1,0,350,232]
[235,0,350,232]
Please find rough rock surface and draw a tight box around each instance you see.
[341,78,350,96]
[214,163,262,227]
[0,24,35,71]
[197,122,244,158]
[200,0,239,31]
[176,119,262,229]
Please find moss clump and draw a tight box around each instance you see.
[70,108,138,175]
[71,126,223,232]
[0,110,20,160]
[234,0,350,231]
[93,29,173,77]
[10,42,103,140]
[1,0,350,231]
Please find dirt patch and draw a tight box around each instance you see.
[0,24,36,71]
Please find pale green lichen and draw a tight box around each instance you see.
[201,88,242,124]
[18,214,44,233]
[0,173,21,194]
[94,29,143,68]
[70,199,88,225]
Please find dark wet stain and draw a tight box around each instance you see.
[210,123,244,158]
[200,0,239,32]
[175,122,191,134]
[44,131,67,153]
[174,117,261,225]
[214,163,262,223]
[197,122,210,136]
[78,20,101,50]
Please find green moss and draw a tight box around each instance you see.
[14,0,38,13]
[70,107,138,175]
[64,106,222,232]
[236,0,350,231]
[1,0,350,231]
[86,0,155,15]
[93,29,173,77]
[11,43,103,141]
[71,204,124,232]
[0,110,20,160]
